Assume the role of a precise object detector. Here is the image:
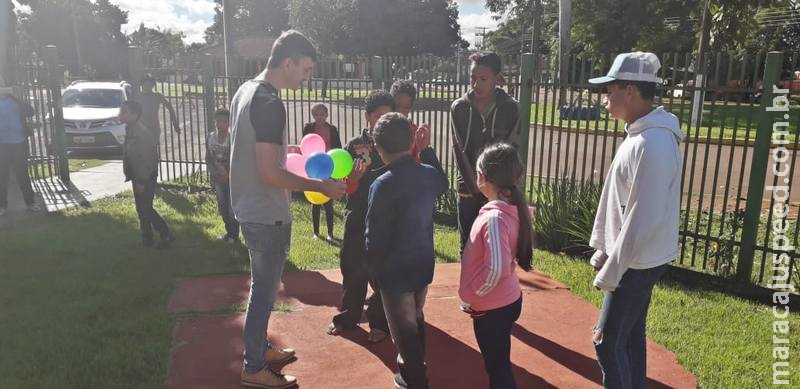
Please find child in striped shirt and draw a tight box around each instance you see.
[459,142,533,389]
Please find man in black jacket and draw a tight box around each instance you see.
[450,53,520,253]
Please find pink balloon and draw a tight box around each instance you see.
[301,133,326,156]
[286,153,307,177]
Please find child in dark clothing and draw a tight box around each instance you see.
[302,103,342,240]
[120,100,173,249]
[390,80,431,162]
[328,90,395,343]
[365,112,448,389]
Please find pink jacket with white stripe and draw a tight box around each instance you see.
[459,200,522,312]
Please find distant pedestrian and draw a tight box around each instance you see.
[207,108,239,243]
[0,86,41,216]
[119,100,173,249]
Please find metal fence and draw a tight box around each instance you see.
[136,49,799,288]
[17,46,69,184]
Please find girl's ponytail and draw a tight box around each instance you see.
[508,185,533,271]
[478,142,534,271]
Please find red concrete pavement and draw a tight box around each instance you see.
[165,264,696,389]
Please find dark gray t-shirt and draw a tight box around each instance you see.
[229,80,290,225]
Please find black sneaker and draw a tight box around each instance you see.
[393,373,408,389]
[156,234,175,249]
[142,237,154,248]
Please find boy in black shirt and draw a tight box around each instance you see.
[327,90,395,342]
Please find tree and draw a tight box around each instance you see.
[128,24,186,60]
[16,0,129,77]
[2,0,14,84]
[484,0,797,59]
[289,0,357,55]
[355,0,463,56]
[289,0,463,56]
[204,0,290,45]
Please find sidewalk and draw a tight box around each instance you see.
[165,264,697,389]
[1,160,205,228]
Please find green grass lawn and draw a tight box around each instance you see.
[529,100,800,142]
[0,190,796,388]
[68,158,107,173]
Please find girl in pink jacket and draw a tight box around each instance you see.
[459,142,533,389]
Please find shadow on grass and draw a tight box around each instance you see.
[0,198,251,388]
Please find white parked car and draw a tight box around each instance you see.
[62,81,133,152]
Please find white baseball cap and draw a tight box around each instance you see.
[588,52,662,85]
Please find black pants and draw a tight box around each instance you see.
[133,177,169,241]
[473,296,523,389]
[333,211,388,331]
[457,194,486,254]
[382,287,429,389]
[0,142,35,208]
[311,201,334,236]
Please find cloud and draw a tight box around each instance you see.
[11,0,31,14]
[108,0,499,47]
[110,0,216,43]
[459,12,501,48]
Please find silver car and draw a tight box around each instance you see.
[62,81,133,152]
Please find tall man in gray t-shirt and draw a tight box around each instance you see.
[230,30,346,389]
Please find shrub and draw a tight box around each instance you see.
[531,178,602,257]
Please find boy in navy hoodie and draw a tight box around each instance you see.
[365,112,448,389]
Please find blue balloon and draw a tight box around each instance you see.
[305,152,334,179]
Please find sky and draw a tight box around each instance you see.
[12,0,501,47]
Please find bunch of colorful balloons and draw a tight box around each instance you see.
[286,133,354,205]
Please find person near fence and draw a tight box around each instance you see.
[390,80,432,162]
[327,90,395,343]
[136,74,181,142]
[228,30,346,389]
[450,52,520,254]
[0,87,41,216]
[458,142,532,389]
[586,52,684,389]
[364,112,448,389]
[206,108,239,243]
[302,103,342,240]
[119,100,174,249]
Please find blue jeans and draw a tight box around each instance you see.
[214,182,239,239]
[241,222,292,374]
[593,264,668,389]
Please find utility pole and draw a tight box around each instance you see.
[475,27,488,50]
[558,0,571,105]
[691,0,712,127]
[0,0,11,86]
[222,0,235,77]
[70,0,83,73]
[530,0,542,79]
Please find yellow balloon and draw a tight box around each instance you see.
[304,191,330,205]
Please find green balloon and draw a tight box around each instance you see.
[328,148,354,179]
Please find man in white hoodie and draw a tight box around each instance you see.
[587,52,685,389]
